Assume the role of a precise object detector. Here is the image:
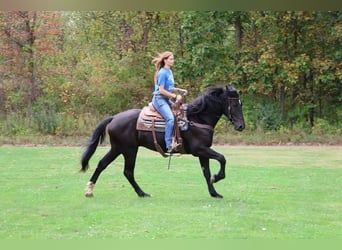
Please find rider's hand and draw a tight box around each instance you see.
[176,94,182,102]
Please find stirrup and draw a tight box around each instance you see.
[167,142,181,153]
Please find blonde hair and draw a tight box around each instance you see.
[152,51,173,83]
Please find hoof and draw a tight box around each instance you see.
[139,193,152,198]
[210,175,216,184]
[85,192,94,198]
[210,193,223,199]
[85,182,94,198]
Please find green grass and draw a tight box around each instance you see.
[0,145,341,239]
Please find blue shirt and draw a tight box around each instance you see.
[153,68,175,96]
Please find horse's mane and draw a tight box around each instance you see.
[188,86,223,114]
[188,86,238,114]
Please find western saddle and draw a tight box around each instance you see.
[136,101,188,157]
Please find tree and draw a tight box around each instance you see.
[0,11,64,112]
[177,11,235,90]
[238,11,341,128]
[0,11,340,137]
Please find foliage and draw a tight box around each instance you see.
[0,11,341,139]
[255,100,283,131]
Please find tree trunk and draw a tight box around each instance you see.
[234,13,242,64]
[23,11,38,104]
[279,82,286,122]
[308,69,315,127]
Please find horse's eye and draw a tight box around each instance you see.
[232,100,241,107]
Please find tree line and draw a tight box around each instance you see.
[0,11,341,137]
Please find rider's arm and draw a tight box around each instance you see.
[159,85,182,101]
[173,87,188,96]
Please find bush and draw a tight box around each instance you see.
[33,109,58,134]
[255,101,282,131]
[312,118,335,135]
[0,112,35,136]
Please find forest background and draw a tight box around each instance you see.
[0,11,341,145]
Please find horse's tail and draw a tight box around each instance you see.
[80,116,113,172]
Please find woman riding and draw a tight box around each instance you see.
[151,51,187,153]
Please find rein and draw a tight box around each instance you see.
[189,121,214,131]
[187,95,240,132]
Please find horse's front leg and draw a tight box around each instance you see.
[199,156,223,198]
[198,147,226,184]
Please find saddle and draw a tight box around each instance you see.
[136,102,189,156]
[136,102,188,132]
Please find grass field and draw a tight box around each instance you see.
[0,145,341,239]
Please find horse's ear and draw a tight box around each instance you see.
[225,85,233,92]
[225,85,231,93]
[226,85,239,98]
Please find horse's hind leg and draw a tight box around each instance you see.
[85,148,120,197]
[123,150,151,197]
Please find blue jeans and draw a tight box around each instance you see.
[152,95,174,148]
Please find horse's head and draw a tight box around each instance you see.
[188,86,245,131]
[225,86,245,131]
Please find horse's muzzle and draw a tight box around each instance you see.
[234,122,245,131]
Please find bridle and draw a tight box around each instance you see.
[188,95,241,131]
[227,96,241,123]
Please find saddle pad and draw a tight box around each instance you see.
[136,106,188,132]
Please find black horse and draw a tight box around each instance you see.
[80,86,245,198]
